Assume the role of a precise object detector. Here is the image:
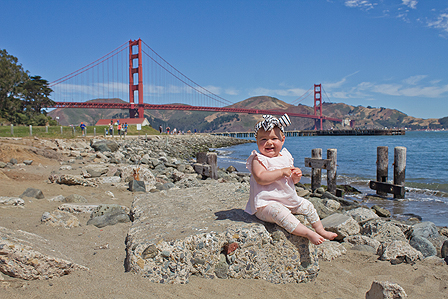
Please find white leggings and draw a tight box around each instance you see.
[255,200,320,233]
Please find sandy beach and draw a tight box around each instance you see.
[1,136,447,298]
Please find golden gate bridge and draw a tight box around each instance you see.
[49,39,342,130]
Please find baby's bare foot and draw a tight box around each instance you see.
[319,230,338,240]
[307,231,325,245]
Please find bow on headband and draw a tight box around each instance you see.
[254,114,291,134]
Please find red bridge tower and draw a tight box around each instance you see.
[129,39,144,118]
[314,84,323,130]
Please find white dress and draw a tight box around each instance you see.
[244,148,304,215]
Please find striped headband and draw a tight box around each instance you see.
[254,114,291,135]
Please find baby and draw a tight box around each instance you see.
[245,114,337,245]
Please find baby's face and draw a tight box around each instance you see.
[256,127,285,158]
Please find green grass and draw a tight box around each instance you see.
[0,125,160,138]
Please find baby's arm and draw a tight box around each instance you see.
[251,156,292,185]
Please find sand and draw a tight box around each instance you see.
[0,137,447,298]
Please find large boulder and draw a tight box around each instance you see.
[125,183,319,284]
[320,213,360,241]
[379,240,423,263]
[361,219,407,244]
[344,207,379,223]
[0,226,88,280]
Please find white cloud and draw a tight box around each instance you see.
[250,86,308,97]
[402,0,418,10]
[402,75,427,85]
[344,0,375,11]
[225,88,239,96]
[427,13,448,33]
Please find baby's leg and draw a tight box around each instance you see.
[255,202,325,245]
[292,199,338,241]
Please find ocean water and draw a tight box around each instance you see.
[216,130,448,227]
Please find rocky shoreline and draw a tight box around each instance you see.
[1,134,447,297]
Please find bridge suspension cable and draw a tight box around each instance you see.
[291,86,313,105]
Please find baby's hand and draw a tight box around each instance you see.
[282,168,292,177]
[290,167,302,183]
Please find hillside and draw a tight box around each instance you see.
[48,97,448,132]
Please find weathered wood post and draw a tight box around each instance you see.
[94,127,96,137]
[10,124,13,135]
[29,125,32,136]
[311,148,322,191]
[377,146,388,196]
[394,146,406,199]
[60,126,63,135]
[369,146,406,198]
[327,149,337,194]
[104,128,107,137]
[72,126,75,136]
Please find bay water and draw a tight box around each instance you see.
[216,130,448,227]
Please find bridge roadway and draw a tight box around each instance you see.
[212,128,405,138]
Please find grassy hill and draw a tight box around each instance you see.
[48,97,448,132]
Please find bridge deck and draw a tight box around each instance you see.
[212,129,405,138]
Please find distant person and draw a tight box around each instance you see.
[117,123,122,136]
[166,126,170,134]
[80,122,86,136]
[159,125,163,134]
[124,122,128,136]
[245,114,337,245]
[173,128,177,135]
[109,122,114,136]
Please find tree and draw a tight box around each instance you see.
[0,49,54,125]
[0,49,29,120]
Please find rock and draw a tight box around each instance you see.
[366,280,407,299]
[315,241,347,261]
[57,204,101,214]
[23,160,33,165]
[361,219,407,244]
[0,196,24,206]
[411,221,440,239]
[323,198,340,210]
[20,187,44,199]
[63,194,88,203]
[379,240,423,263]
[129,180,146,192]
[85,165,109,178]
[372,205,391,218]
[296,188,310,197]
[55,174,98,187]
[409,235,437,257]
[308,197,338,219]
[9,158,17,165]
[59,165,72,171]
[344,207,379,223]
[0,161,7,168]
[41,210,80,228]
[320,213,360,241]
[344,235,381,253]
[226,165,237,173]
[90,140,119,152]
[98,176,121,184]
[441,240,448,259]
[87,204,130,228]
[47,195,65,202]
[125,184,319,284]
[0,226,88,280]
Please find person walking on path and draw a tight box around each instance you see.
[80,122,86,136]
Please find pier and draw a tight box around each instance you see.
[212,129,405,138]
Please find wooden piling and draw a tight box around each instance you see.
[327,149,337,194]
[394,146,406,199]
[311,148,322,191]
[376,146,388,196]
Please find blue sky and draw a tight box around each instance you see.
[1,0,448,119]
